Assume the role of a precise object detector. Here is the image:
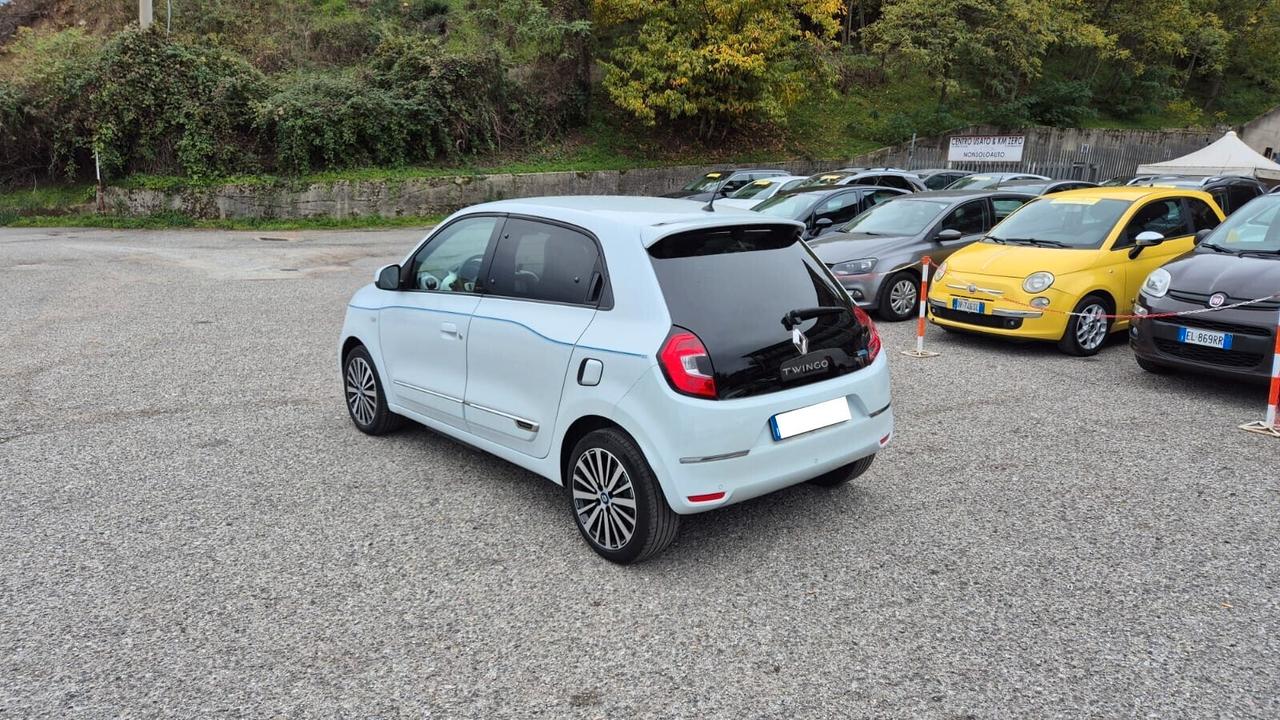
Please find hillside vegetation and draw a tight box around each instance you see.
[0,0,1278,191]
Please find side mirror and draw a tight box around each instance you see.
[1194,228,1212,245]
[1135,231,1165,247]
[815,217,834,228]
[1128,231,1164,259]
[936,228,963,242]
[375,264,402,291]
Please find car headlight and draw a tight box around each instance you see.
[933,261,947,280]
[1141,268,1171,298]
[1022,271,1055,293]
[832,258,876,276]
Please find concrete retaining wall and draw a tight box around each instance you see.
[98,125,1232,219]
[98,160,832,220]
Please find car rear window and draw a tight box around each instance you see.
[648,224,875,399]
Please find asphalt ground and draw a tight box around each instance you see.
[1,227,1277,719]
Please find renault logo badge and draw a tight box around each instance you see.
[792,327,809,356]
[1208,292,1227,308]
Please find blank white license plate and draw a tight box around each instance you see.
[1178,326,1232,350]
[769,397,851,441]
[952,297,985,314]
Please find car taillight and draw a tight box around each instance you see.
[659,328,717,399]
[852,306,881,362]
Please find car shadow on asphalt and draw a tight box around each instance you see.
[390,419,877,568]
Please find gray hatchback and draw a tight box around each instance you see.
[807,190,1033,321]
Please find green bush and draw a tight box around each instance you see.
[256,73,413,173]
[88,29,270,180]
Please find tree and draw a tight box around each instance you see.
[592,0,844,137]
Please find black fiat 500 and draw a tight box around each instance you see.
[1131,195,1280,381]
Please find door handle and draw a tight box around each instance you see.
[441,322,463,340]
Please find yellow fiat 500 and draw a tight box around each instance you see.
[929,187,1224,355]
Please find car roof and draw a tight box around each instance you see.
[897,189,1036,201]
[1040,186,1211,202]
[780,184,885,196]
[455,195,803,247]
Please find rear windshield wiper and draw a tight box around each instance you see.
[781,306,847,330]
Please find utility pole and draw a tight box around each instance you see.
[139,0,153,29]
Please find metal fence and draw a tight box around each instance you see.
[846,125,1228,182]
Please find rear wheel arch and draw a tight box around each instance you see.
[559,415,631,485]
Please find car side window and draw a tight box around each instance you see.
[868,190,900,206]
[722,174,750,192]
[1186,198,1221,232]
[940,200,987,235]
[1228,184,1261,212]
[1117,199,1188,249]
[871,175,903,191]
[816,192,867,224]
[488,218,602,305]
[407,216,499,293]
[1210,189,1230,215]
[991,197,1027,223]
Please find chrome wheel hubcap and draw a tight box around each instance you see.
[572,448,637,551]
[889,279,918,316]
[345,357,378,425]
[1076,304,1108,350]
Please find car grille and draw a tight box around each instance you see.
[932,305,1023,330]
[1168,289,1280,311]
[1153,339,1264,368]
[1162,316,1273,337]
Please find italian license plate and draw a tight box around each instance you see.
[769,398,851,441]
[1178,326,1232,350]
[952,297,985,314]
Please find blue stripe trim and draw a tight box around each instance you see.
[348,303,648,358]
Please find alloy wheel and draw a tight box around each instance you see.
[571,448,637,551]
[345,356,378,426]
[1075,303,1109,350]
[888,278,918,317]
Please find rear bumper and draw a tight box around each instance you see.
[618,352,894,514]
[1130,297,1275,382]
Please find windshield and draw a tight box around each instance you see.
[947,175,996,190]
[840,198,949,235]
[1200,196,1280,253]
[682,172,726,192]
[754,193,821,220]
[987,197,1132,249]
[729,179,779,199]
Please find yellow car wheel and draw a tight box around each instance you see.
[1057,294,1112,357]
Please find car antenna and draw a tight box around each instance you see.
[702,193,717,212]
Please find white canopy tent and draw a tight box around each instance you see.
[1136,130,1280,181]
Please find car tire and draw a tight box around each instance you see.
[567,428,680,564]
[1136,355,1173,374]
[876,271,919,322]
[1057,294,1112,357]
[808,454,876,488]
[342,345,404,435]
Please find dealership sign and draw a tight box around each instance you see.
[947,135,1026,163]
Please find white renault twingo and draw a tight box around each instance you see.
[340,197,893,563]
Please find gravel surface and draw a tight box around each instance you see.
[1,227,1277,719]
